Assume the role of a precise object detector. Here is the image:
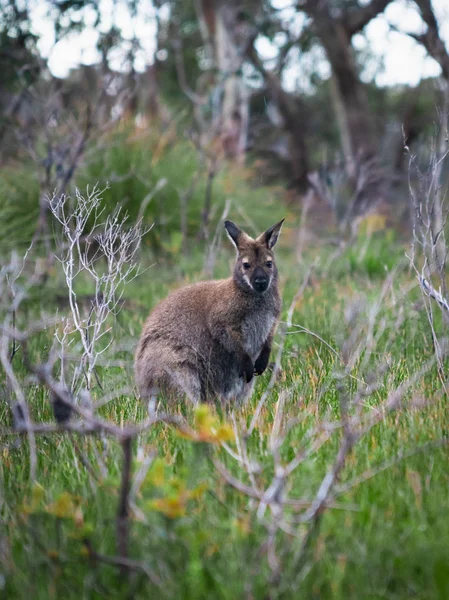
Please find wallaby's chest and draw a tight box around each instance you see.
[242,309,276,358]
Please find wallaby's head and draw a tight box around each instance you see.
[224,219,284,294]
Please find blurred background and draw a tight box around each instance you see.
[1,0,448,251]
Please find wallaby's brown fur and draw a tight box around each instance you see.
[134,218,284,404]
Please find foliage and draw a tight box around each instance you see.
[1,213,449,597]
[0,162,41,252]
[0,123,285,255]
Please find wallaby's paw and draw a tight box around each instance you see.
[254,346,270,376]
[240,353,254,383]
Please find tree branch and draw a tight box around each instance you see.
[412,0,449,81]
[344,0,392,38]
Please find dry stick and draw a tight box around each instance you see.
[256,391,289,527]
[71,438,102,485]
[17,334,195,440]
[406,254,448,395]
[407,131,449,389]
[213,457,357,511]
[49,188,148,395]
[245,329,286,438]
[130,449,158,522]
[3,409,194,440]
[231,412,259,493]
[291,424,355,577]
[93,386,135,409]
[294,355,436,527]
[286,263,316,329]
[419,276,449,313]
[137,178,168,223]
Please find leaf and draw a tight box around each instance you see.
[150,496,187,519]
[189,405,235,444]
[46,491,78,519]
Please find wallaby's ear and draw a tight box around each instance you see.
[224,220,243,250]
[258,218,285,249]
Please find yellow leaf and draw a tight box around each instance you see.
[150,496,186,519]
[147,458,166,487]
[47,492,77,519]
[214,424,235,443]
[194,404,215,434]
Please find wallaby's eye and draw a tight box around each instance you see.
[266,261,273,268]
[243,262,251,270]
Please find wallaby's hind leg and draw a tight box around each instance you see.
[220,377,254,406]
[136,344,203,406]
[236,379,255,406]
[147,386,160,417]
[168,367,202,405]
[139,374,201,414]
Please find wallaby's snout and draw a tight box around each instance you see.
[135,217,285,405]
[253,269,269,293]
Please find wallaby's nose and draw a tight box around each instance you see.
[254,275,268,292]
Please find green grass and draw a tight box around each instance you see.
[1,127,448,598]
[1,219,449,600]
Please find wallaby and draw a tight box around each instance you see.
[134,218,284,405]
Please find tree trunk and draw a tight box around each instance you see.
[247,46,310,191]
[304,1,387,217]
[316,18,377,167]
[267,78,309,191]
[196,0,252,162]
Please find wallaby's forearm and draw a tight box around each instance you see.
[254,327,276,375]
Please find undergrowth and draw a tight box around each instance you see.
[1,222,448,599]
[0,129,448,599]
